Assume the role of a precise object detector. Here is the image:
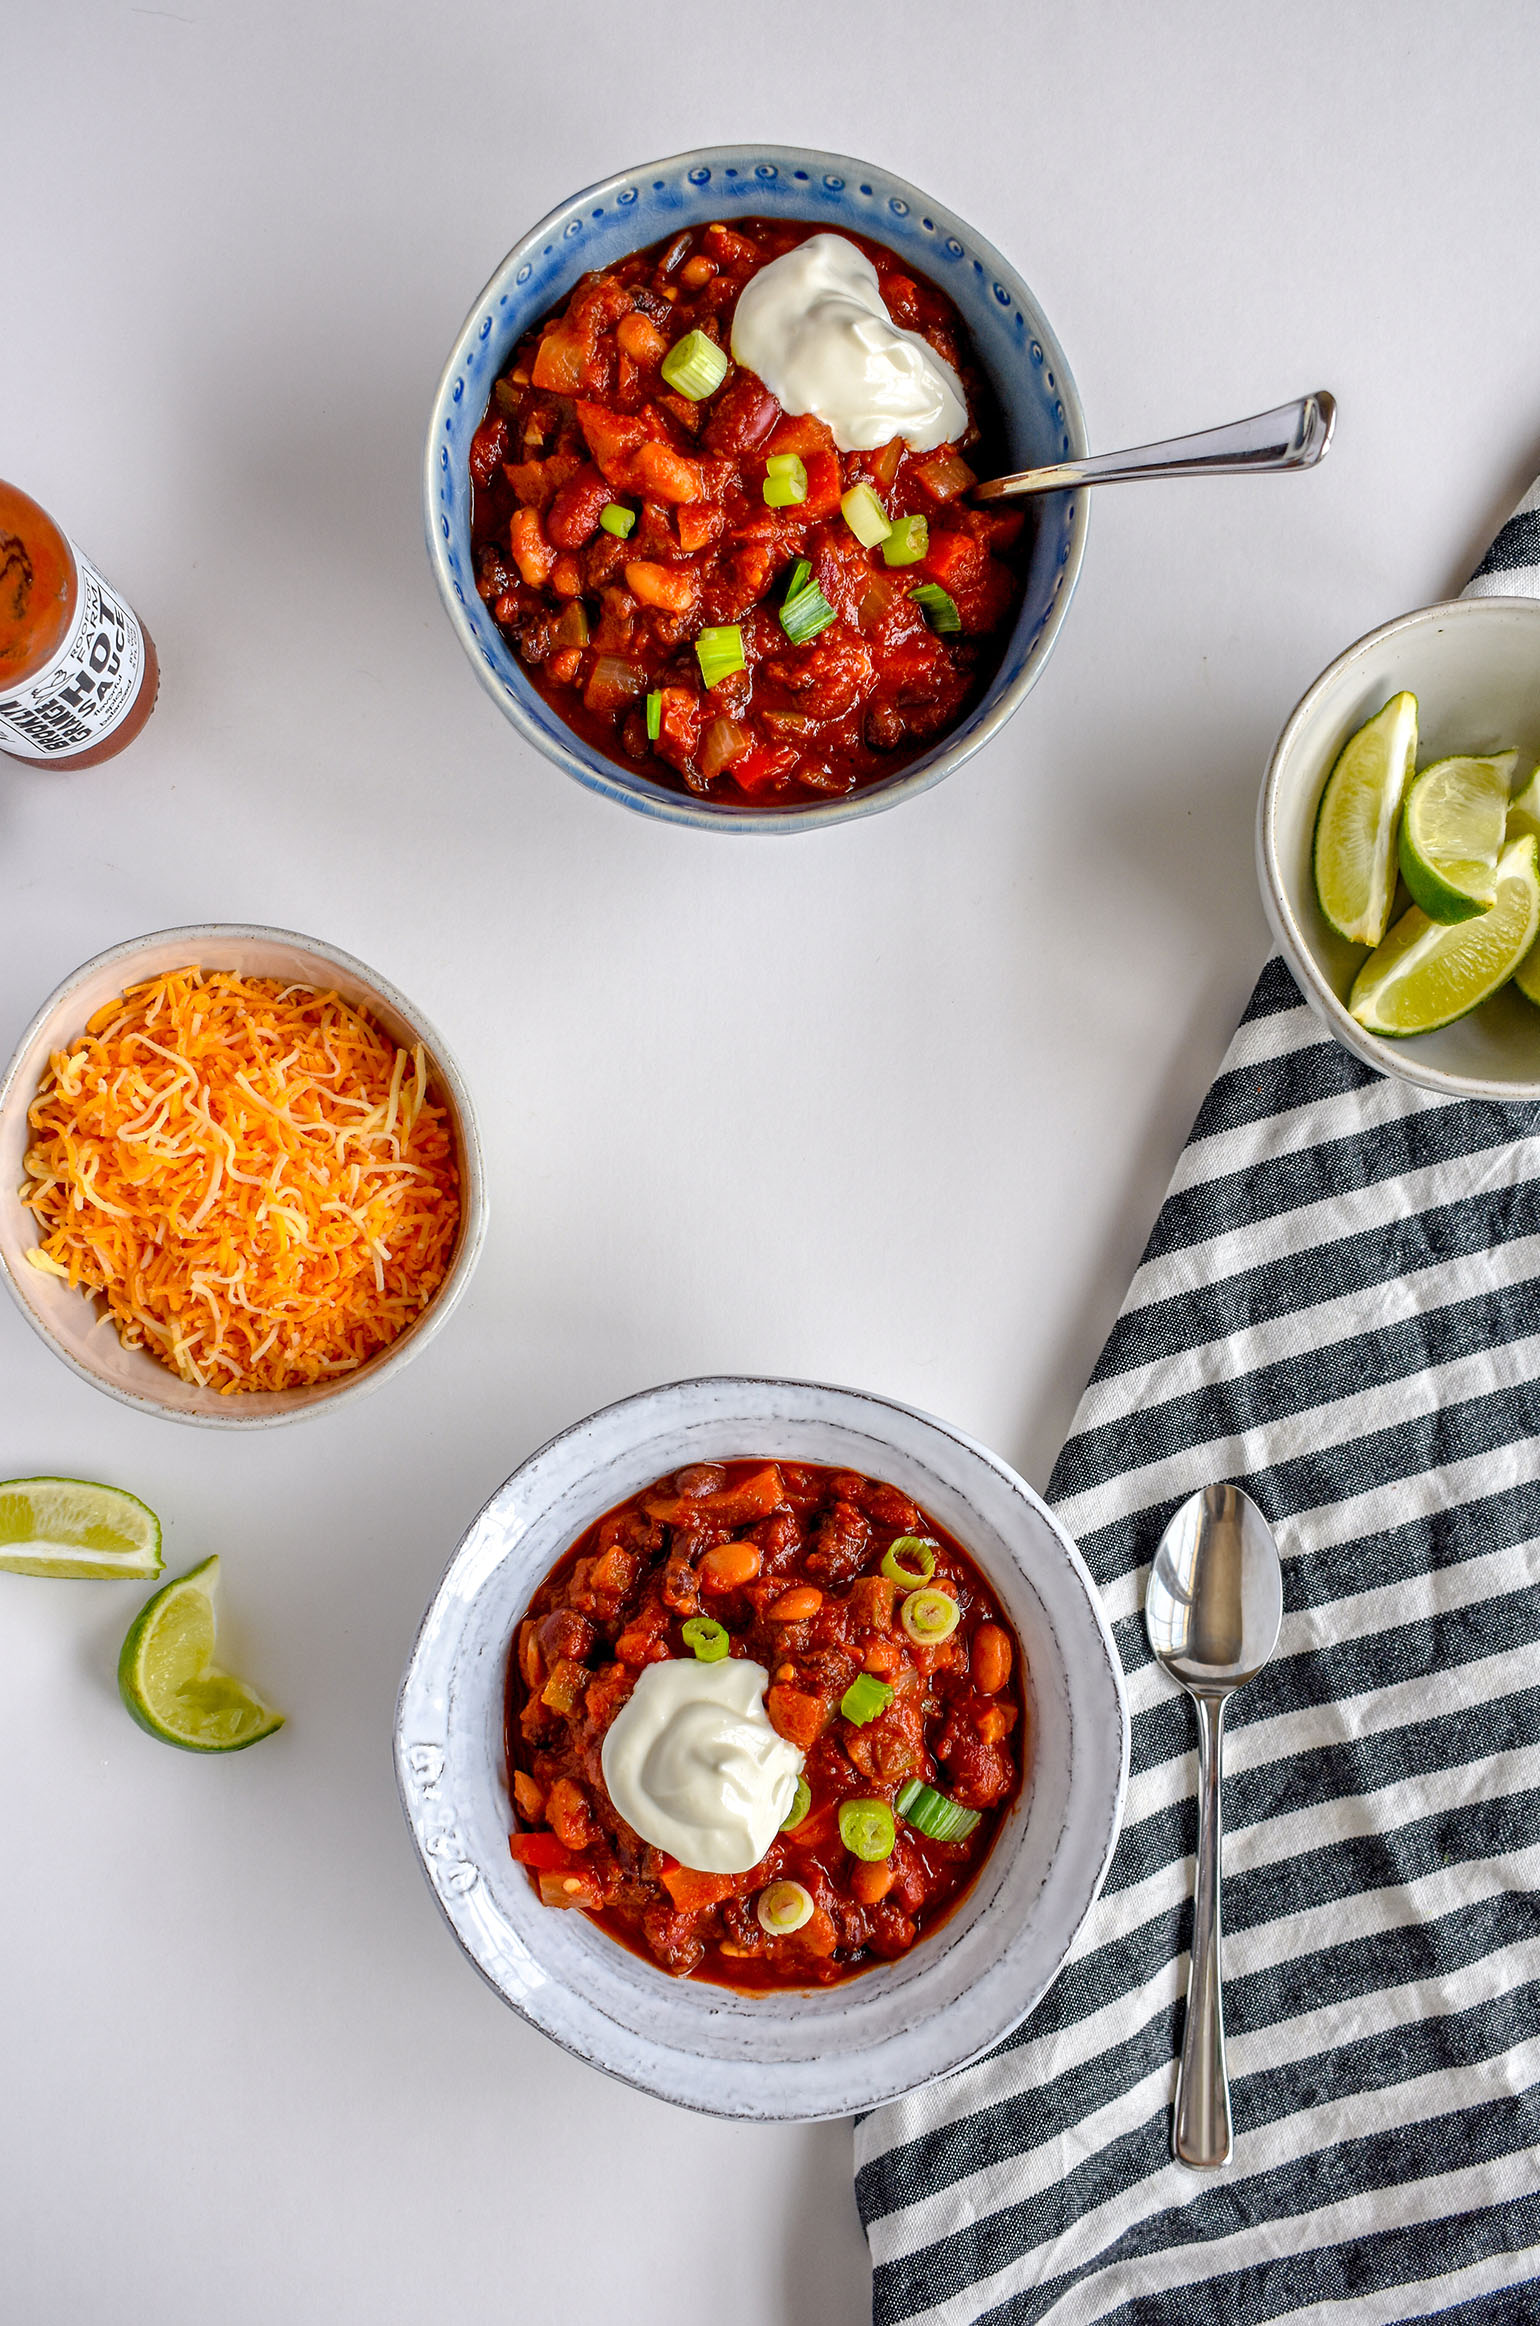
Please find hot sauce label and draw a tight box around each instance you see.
[0,545,147,760]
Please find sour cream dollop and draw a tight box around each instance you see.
[730,233,968,455]
[600,1656,804,1874]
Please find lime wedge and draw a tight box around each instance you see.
[0,1477,163,1580]
[118,1555,284,1752]
[1351,833,1540,1035]
[1398,751,1517,921]
[1313,692,1418,945]
[1507,761,1540,841]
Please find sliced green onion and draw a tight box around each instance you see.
[900,1588,961,1644]
[912,583,961,634]
[660,329,728,401]
[881,513,929,567]
[645,689,663,742]
[840,1672,894,1727]
[780,1774,812,1832]
[784,558,812,603]
[694,624,746,688]
[681,1615,729,1663]
[882,1537,937,1585]
[599,503,637,539]
[896,1778,981,1844]
[757,1878,814,1935]
[841,482,892,548]
[838,1798,896,1861]
[779,581,836,646]
[763,452,808,509]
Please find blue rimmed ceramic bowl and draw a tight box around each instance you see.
[424,145,1087,833]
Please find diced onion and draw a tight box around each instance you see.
[660,329,729,401]
[915,450,977,502]
[841,482,892,548]
[699,716,750,781]
[757,1879,814,1935]
[553,600,590,650]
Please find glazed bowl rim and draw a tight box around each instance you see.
[422,140,1088,833]
[394,1371,1130,2120]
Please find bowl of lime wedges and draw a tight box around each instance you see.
[1258,595,1540,1101]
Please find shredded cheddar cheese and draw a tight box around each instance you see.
[22,968,462,1394]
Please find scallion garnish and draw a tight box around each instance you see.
[645,690,663,742]
[757,1879,815,1935]
[599,503,637,539]
[882,1537,937,1585]
[779,581,836,646]
[841,482,892,548]
[840,1672,894,1727]
[762,452,808,509]
[838,1798,897,1861]
[694,625,746,688]
[912,582,961,633]
[896,1778,981,1844]
[784,558,812,603]
[881,513,928,567]
[681,1615,729,1663]
[660,329,728,402]
[780,1775,812,1832]
[900,1587,961,1644]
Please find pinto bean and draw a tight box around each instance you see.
[972,1624,1013,1695]
[700,1540,762,1591]
[769,1586,823,1622]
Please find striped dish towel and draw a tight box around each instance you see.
[856,537,1540,2320]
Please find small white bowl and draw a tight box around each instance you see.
[1257,595,1540,1101]
[0,924,487,1426]
[395,1375,1128,2122]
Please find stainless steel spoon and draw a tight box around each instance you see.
[1145,1483,1284,2168]
[974,390,1335,501]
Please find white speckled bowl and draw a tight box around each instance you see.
[395,1376,1128,2122]
[0,925,487,1426]
[1258,596,1540,1100]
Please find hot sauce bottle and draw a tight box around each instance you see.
[0,481,159,767]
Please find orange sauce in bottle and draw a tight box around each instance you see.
[0,481,159,767]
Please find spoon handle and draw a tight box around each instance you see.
[973,390,1336,500]
[1175,1691,1233,2167]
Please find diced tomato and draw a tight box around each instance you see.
[764,411,837,462]
[660,1866,736,1912]
[677,502,725,553]
[796,449,843,521]
[921,530,988,593]
[729,741,798,794]
[576,401,648,482]
[766,1685,829,1751]
[509,1831,573,1872]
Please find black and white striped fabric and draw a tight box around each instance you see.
[855,529,1540,2321]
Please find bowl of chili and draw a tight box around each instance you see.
[0,924,487,1425]
[425,146,1086,829]
[396,1376,1128,2121]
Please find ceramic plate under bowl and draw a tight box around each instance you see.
[396,1375,1128,2121]
[1258,596,1540,1100]
[0,924,487,1425]
[425,143,1087,832]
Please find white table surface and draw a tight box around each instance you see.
[7,5,1540,2319]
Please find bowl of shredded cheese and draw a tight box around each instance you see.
[0,925,486,1425]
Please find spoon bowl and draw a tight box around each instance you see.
[1146,1483,1284,2167]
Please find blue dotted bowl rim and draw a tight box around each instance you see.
[423,145,1088,834]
